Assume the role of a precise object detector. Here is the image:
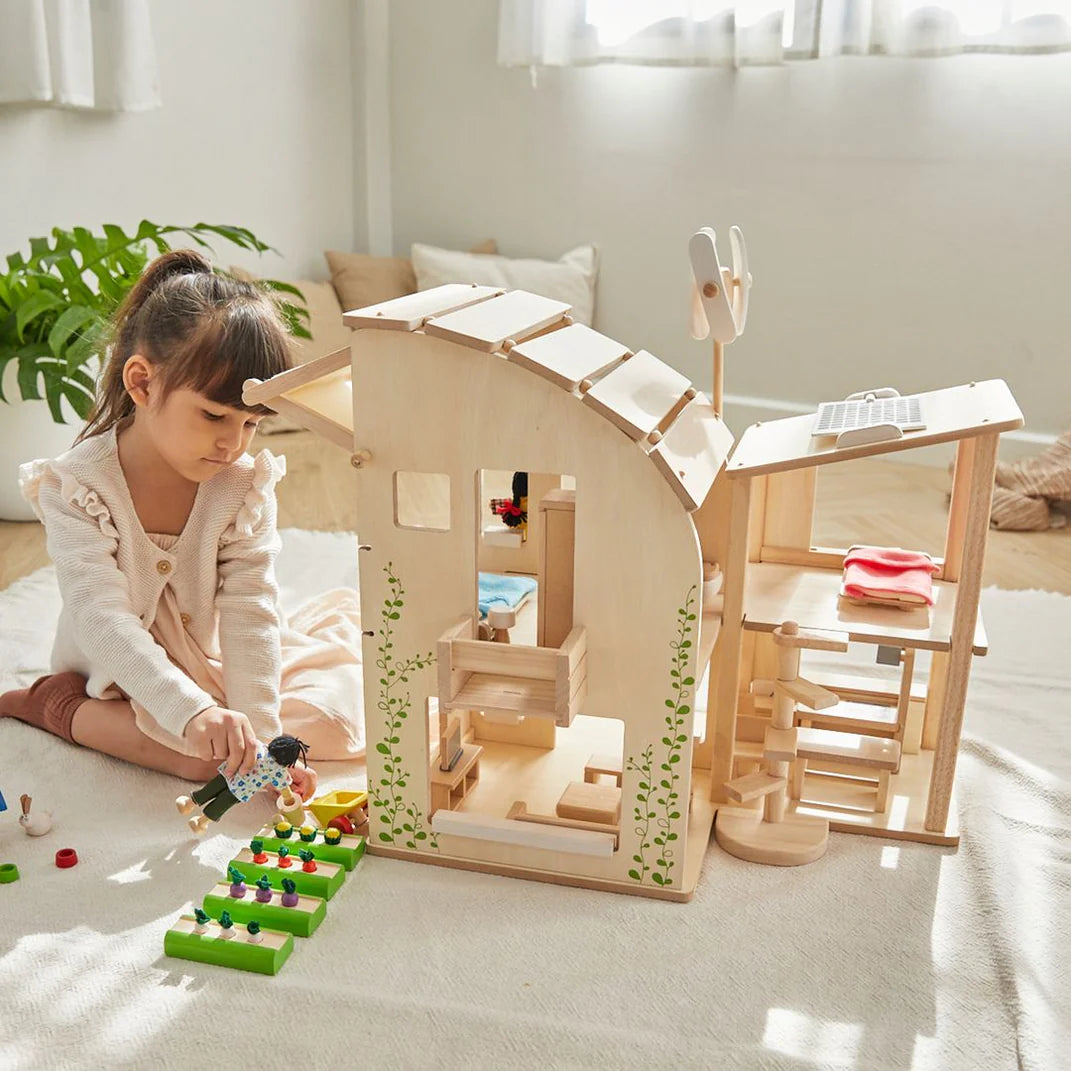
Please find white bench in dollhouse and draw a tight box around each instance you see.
[710,379,1023,866]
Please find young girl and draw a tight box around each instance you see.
[0,250,365,795]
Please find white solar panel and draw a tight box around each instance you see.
[813,395,924,437]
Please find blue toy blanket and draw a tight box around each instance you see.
[478,572,537,617]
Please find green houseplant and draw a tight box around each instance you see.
[0,221,309,520]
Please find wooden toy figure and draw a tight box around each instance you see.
[175,735,310,835]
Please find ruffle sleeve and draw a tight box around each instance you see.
[19,459,120,540]
[220,450,287,545]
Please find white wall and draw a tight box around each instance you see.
[385,1,1070,444]
[0,0,356,281]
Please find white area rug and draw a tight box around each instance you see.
[0,529,1068,1070]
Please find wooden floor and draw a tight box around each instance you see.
[3,430,1070,594]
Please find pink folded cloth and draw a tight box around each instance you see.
[841,545,939,607]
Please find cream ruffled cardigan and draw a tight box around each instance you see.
[20,425,287,739]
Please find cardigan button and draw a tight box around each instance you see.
[156,560,172,575]
[180,613,191,627]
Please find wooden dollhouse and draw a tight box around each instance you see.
[246,282,734,901]
[243,231,1022,895]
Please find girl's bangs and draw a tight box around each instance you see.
[169,309,291,413]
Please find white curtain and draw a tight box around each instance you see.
[0,0,160,110]
[498,1,1071,67]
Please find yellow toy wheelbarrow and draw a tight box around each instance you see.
[308,789,368,829]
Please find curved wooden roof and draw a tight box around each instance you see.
[246,283,733,513]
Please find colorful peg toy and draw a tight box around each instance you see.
[250,839,269,864]
[299,849,317,873]
[254,875,273,903]
[277,845,292,868]
[280,878,299,908]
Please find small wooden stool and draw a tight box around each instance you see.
[556,781,622,825]
[583,753,623,787]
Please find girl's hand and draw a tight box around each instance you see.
[288,764,318,801]
[184,706,259,779]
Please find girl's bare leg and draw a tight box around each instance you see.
[71,698,217,781]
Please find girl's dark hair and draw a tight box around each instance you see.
[78,249,292,442]
[267,735,310,768]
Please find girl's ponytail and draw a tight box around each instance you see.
[79,249,213,443]
[112,249,212,356]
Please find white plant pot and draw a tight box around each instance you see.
[0,366,85,521]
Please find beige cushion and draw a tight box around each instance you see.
[410,243,599,327]
[326,239,498,315]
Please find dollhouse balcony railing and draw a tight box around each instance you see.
[437,616,587,727]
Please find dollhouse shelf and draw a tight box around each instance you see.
[743,562,987,655]
[726,379,1023,477]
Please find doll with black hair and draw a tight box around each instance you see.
[176,734,310,834]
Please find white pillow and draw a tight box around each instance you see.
[411,242,598,327]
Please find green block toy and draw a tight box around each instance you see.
[255,824,366,871]
[203,882,326,938]
[163,914,293,976]
[229,847,345,901]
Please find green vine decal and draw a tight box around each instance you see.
[626,585,696,887]
[367,563,438,851]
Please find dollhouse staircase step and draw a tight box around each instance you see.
[795,727,901,770]
[794,699,901,733]
[724,771,787,803]
[762,726,798,762]
[752,693,901,734]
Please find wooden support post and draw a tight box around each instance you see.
[711,476,752,802]
[942,436,976,582]
[894,646,916,763]
[921,650,949,751]
[764,622,801,824]
[712,339,724,418]
[925,432,998,833]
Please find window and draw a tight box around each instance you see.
[393,472,451,532]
